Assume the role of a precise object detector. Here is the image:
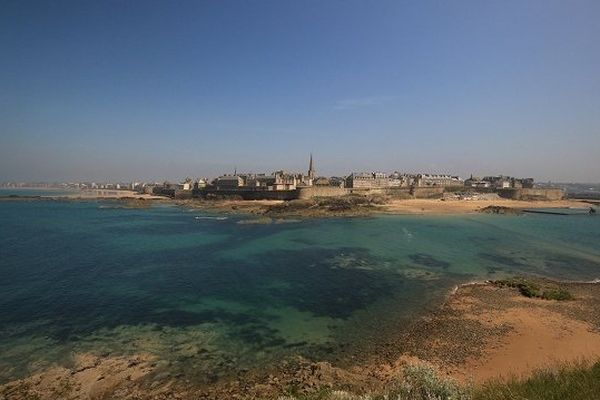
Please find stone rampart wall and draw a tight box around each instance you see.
[297,186,348,199]
[193,189,298,200]
[190,186,563,201]
[297,186,446,199]
[497,188,565,200]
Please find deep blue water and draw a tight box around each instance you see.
[1,199,599,382]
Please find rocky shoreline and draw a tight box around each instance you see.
[1,193,594,219]
[2,277,599,399]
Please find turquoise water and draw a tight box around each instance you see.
[1,200,599,383]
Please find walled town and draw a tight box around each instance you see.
[138,154,565,201]
[1,154,568,201]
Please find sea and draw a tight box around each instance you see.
[1,193,599,384]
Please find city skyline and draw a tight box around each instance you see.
[1,0,599,183]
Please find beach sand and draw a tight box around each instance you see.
[455,304,600,383]
[396,280,600,384]
[175,197,593,218]
[382,198,588,215]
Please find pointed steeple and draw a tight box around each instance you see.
[308,153,315,179]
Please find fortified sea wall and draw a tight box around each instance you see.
[296,186,347,199]
[192,188,298,200]
[296,186,446,199]
[295,186,564,201]
[186,186,564,201]
[497,188,565,201]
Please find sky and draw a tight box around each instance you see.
[1,0,599,182]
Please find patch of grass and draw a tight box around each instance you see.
[490,278,574,301]
[391,364,472,400]
[280,386,332,400]
[276,362,600,400]
[541,288,574,301]
[277,364,471,400]
[473,361,600,400]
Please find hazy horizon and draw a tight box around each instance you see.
[2,0,599,183]
[2,157,600,186]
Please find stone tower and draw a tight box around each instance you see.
[308,153,315,179]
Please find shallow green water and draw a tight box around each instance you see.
[0,200,599,383]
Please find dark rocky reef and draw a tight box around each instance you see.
[479,205,523,215]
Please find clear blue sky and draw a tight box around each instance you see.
[1,0,599,182]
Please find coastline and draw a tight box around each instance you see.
[2,277,599,399]
[380,198,591,215]
[1,193,598,398]
[174,197,593,218]
[1,190,593,218]
[64,189,167,200]
[396,278,600,384]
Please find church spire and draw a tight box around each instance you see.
[308,153,315,179]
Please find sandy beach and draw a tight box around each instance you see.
[175,197,594,218]
[430,281,600,383]
[65,189,166,200]
[382,198,589,215]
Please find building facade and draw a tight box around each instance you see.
[414,174,464,187]
[209,154,316,192]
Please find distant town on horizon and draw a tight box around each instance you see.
[3,154,600,201]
